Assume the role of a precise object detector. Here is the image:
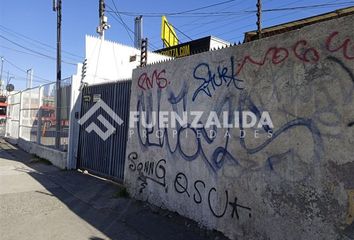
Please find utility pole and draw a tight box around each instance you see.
[134,16,143,49]
[97,0,110,39]
[256,0,262,39]
[3,71,10,94]
[26,69,33,89]
[53,0,62,149]
[0,57,4,95]
[0,57,4,83]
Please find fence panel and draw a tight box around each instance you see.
[20,87,40,142]
[5,92,21,138]
[6,78,72,151]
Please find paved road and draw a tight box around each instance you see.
[0,139,227,240]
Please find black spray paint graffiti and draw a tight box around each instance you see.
[128,152,166,193]
[174,172,252,220]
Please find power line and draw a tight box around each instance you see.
[149,0,273,45]
[0,45,59,62]
[167,0,238,15]
[0,34,76,66]
[108,1,134,43]
[161,1,259,43]
[172,24,192,41]
[177,0,254,29]
[2,71,51,84]
[0,27,79,63]
[0,35,56,61]
[246,1,354,12]
[2,57,52,83]
[110,0,354,17]
[218,1,339,42]
[148,41,159,50]
[107,0,238,45]
[109,0,238,16]
[0,24,83,60]
[107,11,255,18]
[150,0,352,44]
[107,1,158,51]
[221,0,348,41]
[181,0,331,40]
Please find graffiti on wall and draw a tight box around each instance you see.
[174,172,252,219]
[135,80,324,177]
[128,151,252,220]
[128,152,167,193]
[127,27,354,230]
[236,31,354,75]
[192,56,244,101]
[138,69,170,91]
[132,31,354,178]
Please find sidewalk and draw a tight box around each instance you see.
[0,138,227,240]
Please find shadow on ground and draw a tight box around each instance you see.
[0,139,228,240]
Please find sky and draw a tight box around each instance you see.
[0,0,353,90]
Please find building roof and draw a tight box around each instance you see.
[244,6,354,42]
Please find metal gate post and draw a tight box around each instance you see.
[108,88,115,176]
[18,91,23,139]
[37,86,43,144]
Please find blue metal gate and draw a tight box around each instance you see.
[77,80,131,182]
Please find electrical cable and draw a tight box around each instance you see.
[107,1,158,51]
[2,57,52,82]
[148,0,267,45]
[222,0,345,42]
[0,45,60,62]
[0,35,76,66]
[246,1,354,12]
[109,1,354,17]
[170,24,192,41]
[2,71,51,84]
[0,24,83,60]
[110,0,134,43]
[110,0,238,16]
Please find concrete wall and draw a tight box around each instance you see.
[17,138,67,169]
[125,15,354,239]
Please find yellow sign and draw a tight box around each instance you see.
[161,16,179,47]
[158,44,190,58]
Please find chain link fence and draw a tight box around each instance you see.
[6,77,72,151]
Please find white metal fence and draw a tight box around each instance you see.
[6,78,72,151]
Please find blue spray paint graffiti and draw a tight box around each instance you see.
[192,56,244,101]
[135,79,323,174]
